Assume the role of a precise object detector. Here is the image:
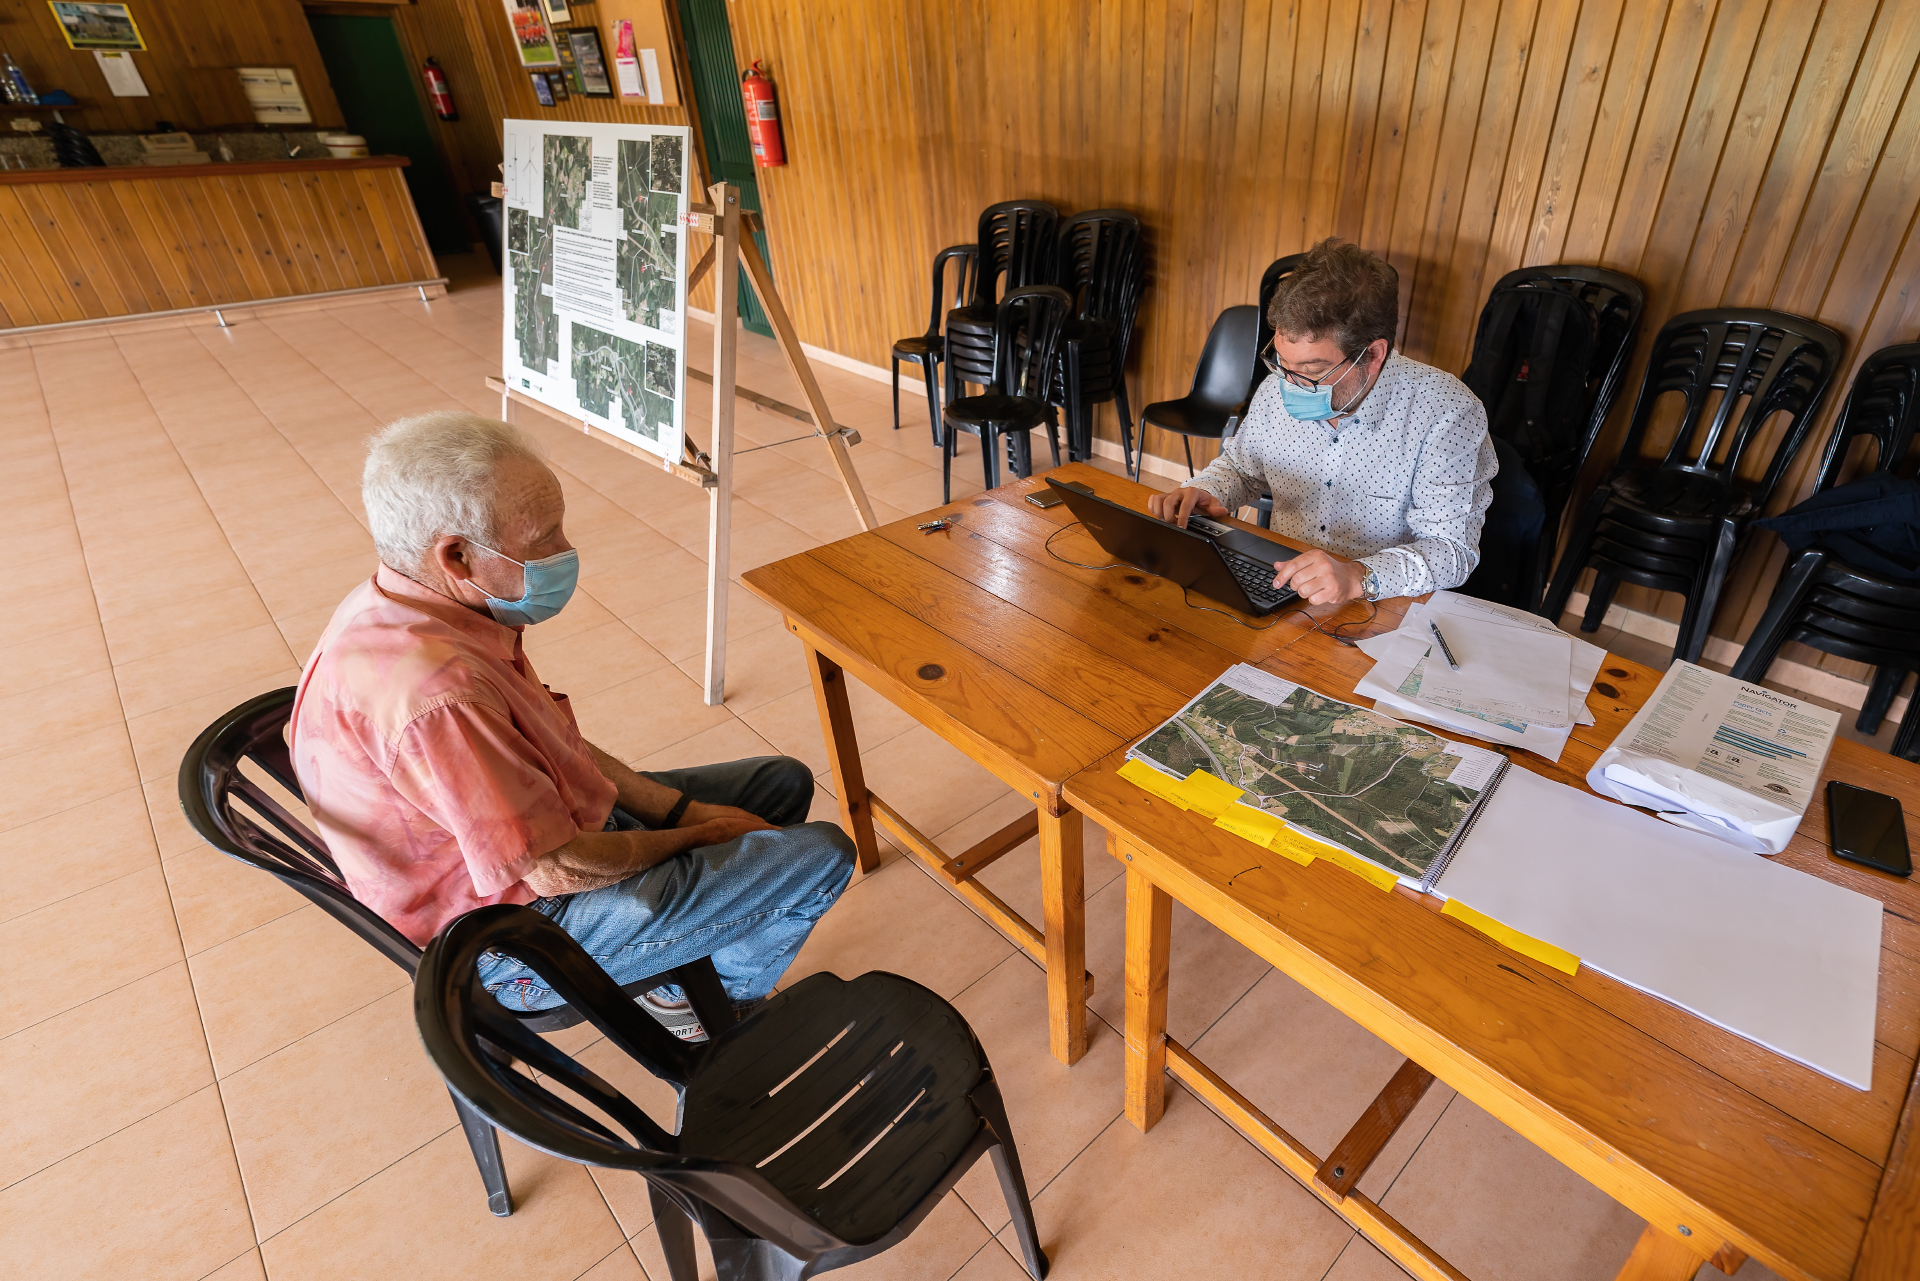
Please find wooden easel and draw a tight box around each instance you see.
[493,180,875,707]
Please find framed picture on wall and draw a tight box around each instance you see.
[541,0,572,23]
[47,2,146,51]
[530,71,555,107]
[503,0,560,68]
[547,70,569,101]
[564,28,613,98]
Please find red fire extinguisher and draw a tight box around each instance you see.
[422,56,458,122]
[740,60,785,167]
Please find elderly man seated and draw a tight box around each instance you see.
[291,411,855,1037]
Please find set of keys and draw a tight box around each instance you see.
[918,513,962,535]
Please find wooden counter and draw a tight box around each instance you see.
[0,156,439,329]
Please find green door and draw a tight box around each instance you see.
[307,13,470,258]
[677,0,773,336]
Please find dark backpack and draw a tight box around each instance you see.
[1461,285,1598,521]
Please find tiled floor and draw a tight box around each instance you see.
[3,254,1775,1281]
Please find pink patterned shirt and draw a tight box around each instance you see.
[290,566,617,946]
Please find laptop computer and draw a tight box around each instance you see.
[1045,478,1301,616]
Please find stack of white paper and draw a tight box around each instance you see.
[1354,593,1605,762]
[1587,661,1839,854]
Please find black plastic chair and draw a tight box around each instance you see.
[1541,308,1846,662]
[415,904,1049,1281]
[1461,265,1645,606]
[1250,252,1307,399]
[892,244,978,447]
[1732,343,1920,757]
[1048,210,1146,475]
[945,201,1060,402]
[177,686,732,1219]
[1247,253,1307,524]
[1140,304,1262,476]
[942,285,1074,500]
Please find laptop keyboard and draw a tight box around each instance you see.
[1220,547,1295,608]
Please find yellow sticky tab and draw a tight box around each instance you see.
[1176,769,1244,818]
[1319,845,1401,893]
[1442,899,1580,976]
[1265,828,1317,867]
[1214,802,1286,846]
[1118,758,1191,809]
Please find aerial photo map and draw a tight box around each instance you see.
[507,206,557,372]
[543,133,593,230]
[1130,666,1498,880]
[568,323,651,439]
[615,136,680,327]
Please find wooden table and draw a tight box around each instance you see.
[1059,553,1920,1279]
[740,461,1388,1064]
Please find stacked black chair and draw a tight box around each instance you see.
[177,686,731,1219]
[1248,253,1307,526]
[942,284,1074,500]
[1250,252,1307,397]
[1733,343,1920,757]
[415,903,1050,1281]
[944,201,1060,405]
[1139,305,1262,477]
[1458,265,1645,607]
[1541,309,1846,663]
[1048,210,1147,475]
[891,244,979,447]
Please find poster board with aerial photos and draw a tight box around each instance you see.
[501,119,689,463]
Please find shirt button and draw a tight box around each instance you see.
[1320,524,1327,531]
[1325,479,1332,487]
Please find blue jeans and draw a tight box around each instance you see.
[478,755,855,1012]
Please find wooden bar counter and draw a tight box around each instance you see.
[0,156,440,330]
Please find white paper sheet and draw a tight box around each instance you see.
[1437,767,1882,1089]
[1419,613,1576,725]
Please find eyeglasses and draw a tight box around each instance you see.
[1261,339,1365,388]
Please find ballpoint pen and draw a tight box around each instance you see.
[1428,620,1461,669]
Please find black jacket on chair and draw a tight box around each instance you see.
[1755,473,1920,585]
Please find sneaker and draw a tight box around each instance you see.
[637,986,708,1043]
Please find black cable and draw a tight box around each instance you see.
[1041,520,1381,643]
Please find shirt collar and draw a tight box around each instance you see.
[373,563,523,663]
[1333,349,1406,432]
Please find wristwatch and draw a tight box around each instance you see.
[1362,568,1382,602]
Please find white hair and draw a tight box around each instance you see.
[361,412,547,574]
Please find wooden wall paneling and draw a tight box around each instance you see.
[0,189,77,323]
[14,185,110,320]
[154,179,243,305]
[110,182,196,311]
[83,182,176,311]
[1399,0,1501,358]
[214,174,297,298]
[1429,0,1571,370]
[1349,0,1427,255]
[1376,0,1460,346]
[1519,0,1624,266]
[53,184,145,315]
[1557,0,1670,263]
[1668,2,1827,309]
[1769,2,1920,313]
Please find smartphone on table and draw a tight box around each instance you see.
[1825,780,1912,877]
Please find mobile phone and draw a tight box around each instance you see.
[1026,491,1067,509]
[1826,780,1912,877]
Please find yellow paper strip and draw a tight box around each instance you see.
[1266,829,1317,867]
[1318,845,1401,893]
[1442,899,1581,976]
[1175,769,1244,818]
[1118,758,1191,809]
[1214,802,1286,846]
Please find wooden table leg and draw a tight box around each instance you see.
[1039,805,1086,1065]
[1613,1224,1709,1280]
[805,645,881,873]
[1124,862,1172,1131]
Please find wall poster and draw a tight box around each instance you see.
[501,119,690,465]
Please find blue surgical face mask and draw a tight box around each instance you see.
[467,541,579,626]
[1270,347,1367,421]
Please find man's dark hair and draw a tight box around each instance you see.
[1267,237,1398,356]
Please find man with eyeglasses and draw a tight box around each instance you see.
[1148,237,1495,607]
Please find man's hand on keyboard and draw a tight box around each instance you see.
[1146,485,1229,529]
[1271,548,1366,607]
